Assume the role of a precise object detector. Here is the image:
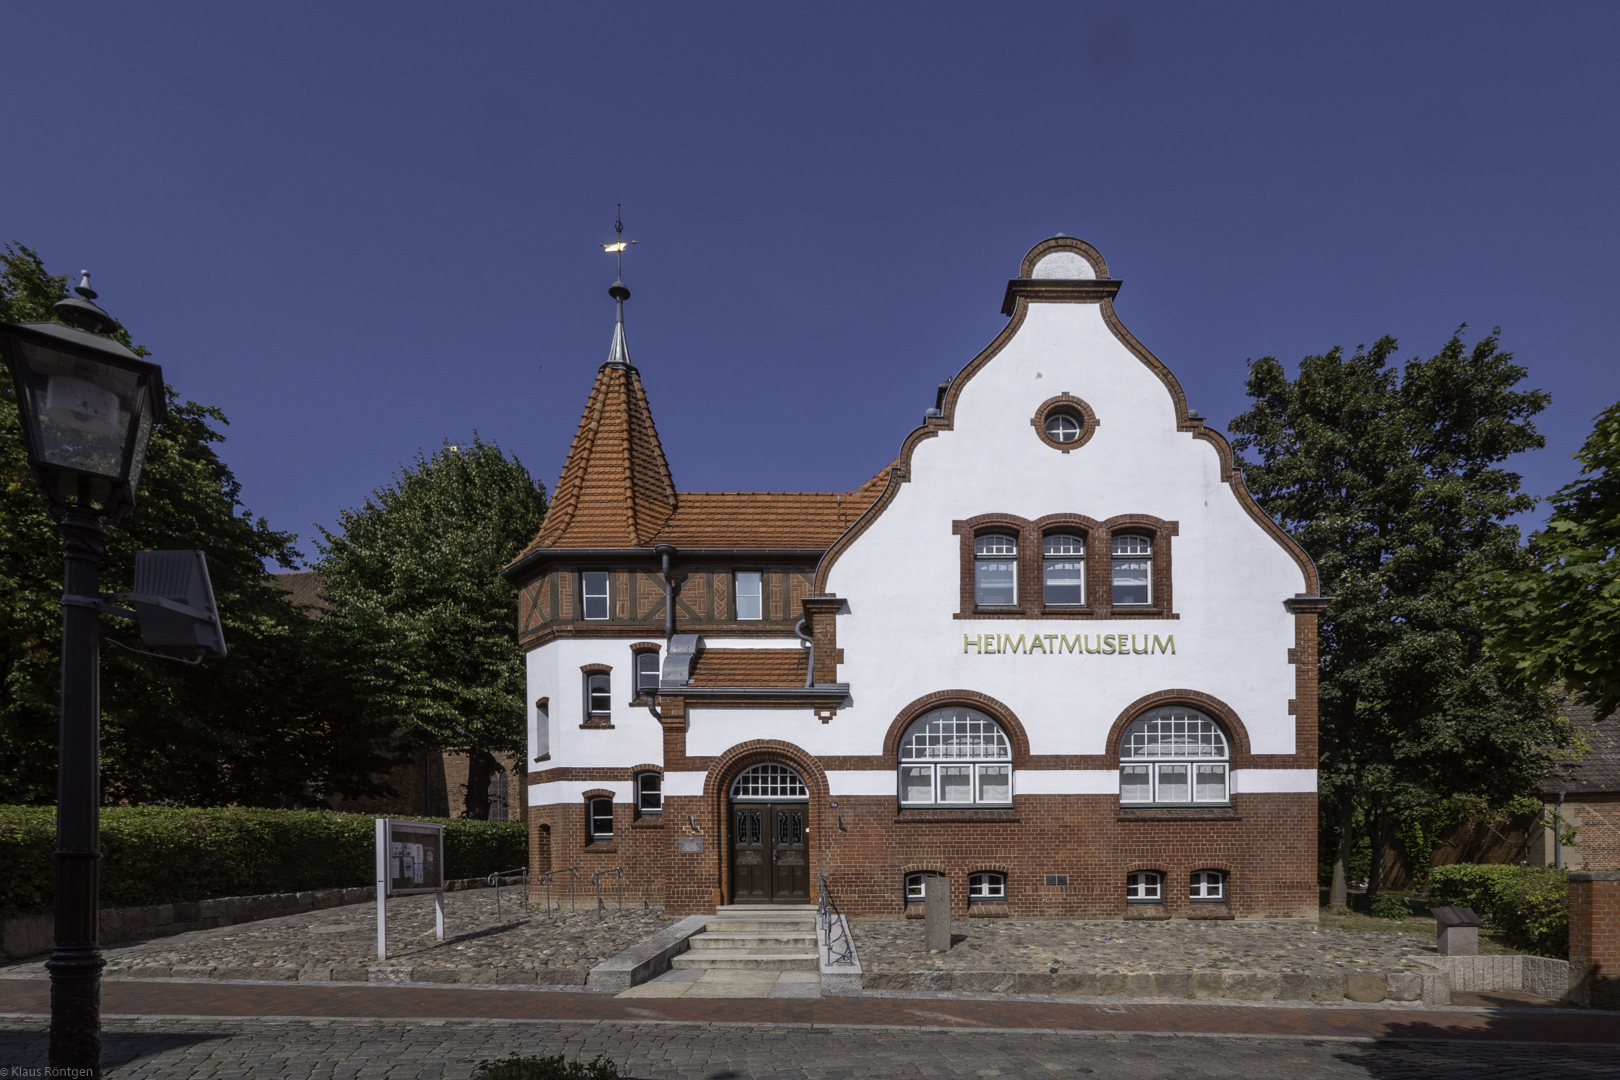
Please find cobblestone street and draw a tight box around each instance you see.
[1,892,668,985]
[853,917,1442,977]
[0,1017,1614,1080]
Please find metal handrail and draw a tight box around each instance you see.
[817,872,854,966]
[487,866,528,918]
[568,866,579,912]
[534,870,554,917]
[590,867,624,918]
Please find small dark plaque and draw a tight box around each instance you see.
[677,837,704,854]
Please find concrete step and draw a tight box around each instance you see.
[705,918,817,933]
[689,931,819,950]
[671,949,820,972]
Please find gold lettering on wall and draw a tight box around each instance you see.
[961,633,1177,656]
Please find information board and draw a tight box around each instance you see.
[377,819,443,896]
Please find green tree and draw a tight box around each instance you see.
[1,243,396,806]
[314,439,546,819]
[1476,402,1620,720]
[1229,330,1569,910]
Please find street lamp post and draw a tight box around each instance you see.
[0,273,165,1074]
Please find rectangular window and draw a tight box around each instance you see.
[735,571,763,620]
[900,765,934,805]
[1042,534,1085,606]
[637,772,662,813]
[588,797,613,840]
[1195,764,1228,803]
[635,651,660,695]
[1156,763,1189,803]
[937,765,973,803]
[1126,870,1162,901]
[587,673,612,717]
[582,572,610,620]
[1120,764,1152,804]
[968,872,1005,900]
[1111,535,1151,606]
[976,764,1010,804]
[1191,870,1225,901]
[974,534,1018,606]
[905,873,927,900]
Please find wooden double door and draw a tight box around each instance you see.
[730,802,810,904]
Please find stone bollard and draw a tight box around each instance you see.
[1431,906,1483,956]
[1567,870,1620,1006]
[925,873,951,953]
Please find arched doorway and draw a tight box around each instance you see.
[728,762,811,904]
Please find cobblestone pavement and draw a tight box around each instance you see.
[853,918,1441,976]
[1,1018,1614,1079]
[0,893,668,984]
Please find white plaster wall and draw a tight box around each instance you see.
[687,708,842,758]
[525,638,667,770]
[824,299,1310,763]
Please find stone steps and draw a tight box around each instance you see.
[674,904,820,973]
[689,931,819,950]
[670,949,820,972]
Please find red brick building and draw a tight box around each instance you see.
[503,237,1324,919]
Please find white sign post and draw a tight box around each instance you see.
[374,818,446,961]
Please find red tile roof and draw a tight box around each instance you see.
[689,648,809,688]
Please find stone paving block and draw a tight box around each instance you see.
[535,968,586,985]
[952,971,1014,993]
[455,966,496,984]
[1152,973,1191,998]
[412,966,461,983]
[341,888,370,904]
[777,971,820,983]
[863,972,907,990]
[1050,971,1099,996]
[495,968,536,984]
[127,966,172,979]
[908,970,952,992]
[616,981,692,998]
[1013,972,1054,994]
[331,965,369,982]
[1384,972,1423,1001]
[312,889,343,910]
[1310,973,1347,1001]
[296,966,332,982]
[768,981,821,998]
[246,966,299,981]
[212,966,256,981]
[1278,973,1311,1000]
[170,964,215,980]
[367,966,415,983]
[1094,973,1132,997]
[1345,972,1387,1002]
[1222,972,1280,1000]
[1420,971,1451,1005]
[1189,971,1226,999]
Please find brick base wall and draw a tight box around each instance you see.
[1568,871,1620,1007]
[529,790,1316,920]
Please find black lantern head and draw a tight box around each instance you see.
[0,278,165,520]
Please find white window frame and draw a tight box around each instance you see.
[636,772,662,814]
[905,873,927,901]
[586,673,612,718]
[1126,870,1162,903]
[1042,533,1085,606]
[968,871,1006,901]
[898,707,1014,808]
[1191,869,1226,902]
[634,651,661,696]
[1118,708,1229,806]
[1110,534,1152,606]
[582,571,611,620]
[1044,412,1082,443]
[735,570,763,621]
[587,796,614,840]
[973,533,1018,607]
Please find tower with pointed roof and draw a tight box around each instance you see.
[503,235,1322,935]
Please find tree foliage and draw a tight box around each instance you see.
[1476,402,1620,720]
[1,243,395,806]
[314,438,545,819]
[1229,329,1568,905]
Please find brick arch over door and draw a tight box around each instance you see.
[883,690,1031,767]
[703,741,828,906]
[1104,690,1254,770]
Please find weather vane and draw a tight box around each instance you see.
[601,204,636,278]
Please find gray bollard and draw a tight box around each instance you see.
[1431,905,1483,956]
[925,874,951,953]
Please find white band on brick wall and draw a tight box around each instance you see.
[662,771,708,798]
[1013,770,1119,795]
[825,771,897,797]
[528,781,628,804]
[1230,769,1317,793]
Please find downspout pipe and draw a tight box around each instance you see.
[795,618,815,688]
[647,545,676,721]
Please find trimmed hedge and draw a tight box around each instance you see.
[1428,863,1568,958]
[0,806,527,916]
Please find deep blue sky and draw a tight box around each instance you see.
[4,3,1616,559]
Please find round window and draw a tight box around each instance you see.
[1044,412,1082,442]
[1031,395,1098,452]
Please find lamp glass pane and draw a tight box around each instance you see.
[19,340,145,480]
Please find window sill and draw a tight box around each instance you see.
[895,808,1018,823]
[579,719,615,730]
[968,902,1009,918]
[1124,905,1170,920]
[584,842,618,854]
[631,815,664,829]
[1188,903,1232,919]
[1117,806,1239,821]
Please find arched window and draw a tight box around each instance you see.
[1111,534,1152,605]
[1042,533,1085,606]
[969,872,1006,901]
[974,534,1018,606]
[1118,707,1229,805]
[899,707,1013,807]
[587,796,613,840]
[730,762,808,801]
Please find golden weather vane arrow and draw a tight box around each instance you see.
[601,204,636,279]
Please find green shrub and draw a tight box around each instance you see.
[1368,894,1412,919]
[0,806,527,915]
[472,1054,622,1080]
[1428,863,1568,957]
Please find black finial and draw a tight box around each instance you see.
[54,269,118,334]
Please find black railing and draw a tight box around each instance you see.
[817,872,854,966]
[591,867,624,917]
[487,866,529,918]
